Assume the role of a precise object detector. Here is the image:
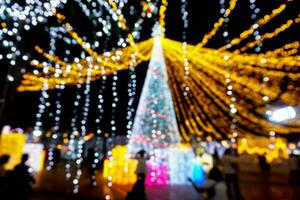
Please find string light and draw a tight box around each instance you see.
[159,0,168,35]
[238,136,288,162]
[217,0,239,141]
[247,0,271,108]
[181,0,190,97]
[72,54,93,194]
[126,52,138,139]
[2,0,300,145]
[238,15,300,52]
[162,38,300,140]
[266,41,300,57]
[105,56,120,199]
[66,70,83,180]
[33,81,50,136]
[197,0,238,48]
[91,16,113,187]
[32,63,51,171]
[249,0,263,53]
[46,31,65,171]
[219,1,291,51]
[21,34,300,140]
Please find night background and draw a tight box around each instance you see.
[0,0,300,200]
[1,0,299,137]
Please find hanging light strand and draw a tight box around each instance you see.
[72,54,93,194]
[181,0,190,97]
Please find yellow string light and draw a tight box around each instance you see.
[197,0,238,48]
[237,14,300,52]
[219,1,291,51]
[18,37,300,140]
[16,1,300,141]
[159,0,168,34]
[238,137,289,163]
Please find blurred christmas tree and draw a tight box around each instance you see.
[128,36,180,154]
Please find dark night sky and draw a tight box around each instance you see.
[0,0,299,137]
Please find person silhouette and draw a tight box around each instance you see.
[0,155,10,176]
[221,149,242,200]
[258,153,270,174]
[10,154,35,199]
[126,150,148,200]
[0,155,10,199]
[52,147,61,169]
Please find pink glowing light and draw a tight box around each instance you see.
[145,162,169,186]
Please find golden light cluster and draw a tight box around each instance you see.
[17,0,300,141]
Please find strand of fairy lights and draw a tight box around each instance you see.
[104,2,129,194]
[92,49,108,189]
[219,0,238,143]
[123,0,157,182]
[248,2,269,101]
[133,19,145,40]
[33,64,52,170]
[125,5,145,139]
[54,25,87,180]
[126,52,138,139]
[104,16,122,200]
[32,76,50,138]
[226,74,238,143]
[83,38,112,189]
[248,0,270,104]
[105,3,141,195]
[46,88,62,171]
[124,0,149,140]
[56,14,110,182]
[105,68,119,199]
[125,4,148,139]
[123,51,138,183]
[248,0,274,141]
[72,54,93,194]
[90,14,113,187]
[249,0,263,53]
[46,31,64,171]
[59,1,124,191]
[32,26,69,171]
[219,0,230,43]
[54,9,102,183]
[31,58,53,138]
[93,65,107,186]
[66,71,83,180]
[58,19,96,181]
[181,0,190,97]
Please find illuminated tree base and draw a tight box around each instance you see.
[104,145,206,186]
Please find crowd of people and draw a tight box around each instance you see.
[126,148,300,200]
[0,154,35,199]
[201,150,300,200]
[0,147,299,200]
[188,149,242,200]
[192,150,300,200]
